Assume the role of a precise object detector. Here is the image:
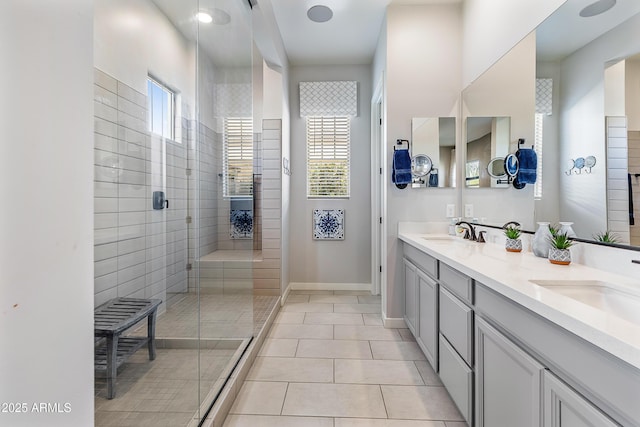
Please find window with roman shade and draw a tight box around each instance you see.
[535,78,553,200]
[300,81,357,198]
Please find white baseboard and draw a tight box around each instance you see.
[289,282,372,292]
[281,284,292,306]
[382,314,407,329]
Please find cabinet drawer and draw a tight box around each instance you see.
[403,243,438,279]
[439,334,473,426]
[439,287,474,365]
[440,263,473,304]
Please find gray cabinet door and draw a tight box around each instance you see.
[543,371,619,427]
[417,269,438,370]
[476,316,544,427]
[403,258,418,336]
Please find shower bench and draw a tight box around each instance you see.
[94,297,162,399]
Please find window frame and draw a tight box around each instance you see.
[147,76,176,141]
[223,117,254,199]
[306,115,351,199]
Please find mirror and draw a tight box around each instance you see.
[465,116,511,188]
[487,157,507,178]
[411,117,456,188]
[533,1,640,246]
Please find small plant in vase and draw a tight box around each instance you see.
[548,232,574,265]
[593,230,620,244]
[504,225,522,252]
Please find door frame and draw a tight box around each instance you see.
[371,74,386,298]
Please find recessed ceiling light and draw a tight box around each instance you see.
[307,5,333,23]
[579,0,616,17]
[196,12,213,24]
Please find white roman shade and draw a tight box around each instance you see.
[299,81,358,117]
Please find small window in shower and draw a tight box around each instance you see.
[223,117,253,198]
[147,76,175,140]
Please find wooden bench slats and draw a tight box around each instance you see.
[94,297,161,399]
[94,337,148,372]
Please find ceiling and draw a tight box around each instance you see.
[268,0,462,66]
[151,0,640,69]
[536,0,640,61]
[152,0,253,67]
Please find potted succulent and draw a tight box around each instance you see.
[548,232,574,265]
[503,225,522,252]
[593,230,619,244]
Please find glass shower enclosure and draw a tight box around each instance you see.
[93,0,255,425]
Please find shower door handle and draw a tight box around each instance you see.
[165,199,169,209]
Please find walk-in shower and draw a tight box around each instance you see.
[92,1,273,425]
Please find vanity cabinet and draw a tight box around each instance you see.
[403,259,419,336]
[416,269,438,369]
[438,264,475,426]
[475,283,638,427]
[543,371,619,427]
[402,243,439,369]
[399,237,639,427]
[476,316,544,427]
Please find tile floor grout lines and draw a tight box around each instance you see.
[223,290,465,426]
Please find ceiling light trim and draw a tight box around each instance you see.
[579,0,617,18]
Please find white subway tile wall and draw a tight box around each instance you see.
[629,130,640,246]
[605,117,631,244]
[93,68,188,310]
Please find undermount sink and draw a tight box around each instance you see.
[421,235,456,241]
[530,280,640,326]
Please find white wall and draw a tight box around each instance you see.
[94,0,196,107]
[289,65,372,285]
[0,1,94,426]
[382,4,462,319]
[626,58,640,131]
[558,12,640,238]
[462,32,537,230]
[462,0,565,86]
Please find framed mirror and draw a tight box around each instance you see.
[411,117,456,188]
[465,116,511,188]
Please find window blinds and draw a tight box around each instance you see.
[223,118,253,197]
[307,116,350,197]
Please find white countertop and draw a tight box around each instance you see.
[398,230,640,370]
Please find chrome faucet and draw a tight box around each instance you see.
[456,221,478,241]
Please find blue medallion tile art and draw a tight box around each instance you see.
[230,209,253,239]
[313,209,345,240]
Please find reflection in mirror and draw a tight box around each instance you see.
[535,0,640,247]
[465,117,511,188]
[411,117,456,188]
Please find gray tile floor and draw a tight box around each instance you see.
[224,290,467,427]
[94,293,278,427]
